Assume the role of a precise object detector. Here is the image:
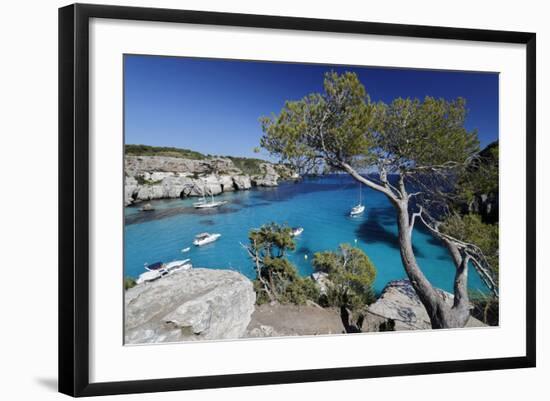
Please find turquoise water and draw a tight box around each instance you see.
[124,175,487,294]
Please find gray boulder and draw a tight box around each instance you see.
[311,272,331,295]
[125,268,256,344]
[362,280,486,331]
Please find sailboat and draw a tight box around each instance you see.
[193,183,228,209]
[350,183,365,216]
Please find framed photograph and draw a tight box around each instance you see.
[59,3,536,397]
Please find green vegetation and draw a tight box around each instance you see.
[125,144,206,159]
[456,141,499,205]
[226,156,266,176]
[135,176,163,186]
[440,213,499,280]
[469,291,499,326]
[243,223,319,305]
[125,144,276,176]
[313,244,377,310]
[124,276,137,290]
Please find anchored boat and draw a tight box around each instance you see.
[350,183,365,216]
[136,259,192,284]
[193,232,221,246]
[193,184,228,209]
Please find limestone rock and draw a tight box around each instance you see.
[124,155,297,204]
[218,174,235,192]
[135,184,166,201]
[232,175,252,190]
[362,280,486,331]
[252,163,280,187]
[201,174,223,195]
[124,176,138,206]
[311,272,331,295]
[125,156,234,176]
[125,268,256,344]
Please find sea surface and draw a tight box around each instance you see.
[124,175,488,294]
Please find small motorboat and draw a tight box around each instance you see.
[136,261,163,284]
[163,259,192,273]
[181,247,191,253]
[291,227,304,237]
[136,259,192,284]
[136,270,162,284]
[163,259,192,275]
[141,203,155,212]
[193,232,221,246]
[144,261,164,271]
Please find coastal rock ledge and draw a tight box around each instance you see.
[125,268,256,344]
[362,280,486,331]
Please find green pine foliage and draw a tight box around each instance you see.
[313,244,377,310]
[247,223,319,305]
[226,156,266,176]
[440,213,499,281]
[260,71,479,171]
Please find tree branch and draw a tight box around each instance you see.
[409,206,423,235]
[240,241,274,302]
[340,162,400,204]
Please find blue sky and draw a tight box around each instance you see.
[124,55,499,159]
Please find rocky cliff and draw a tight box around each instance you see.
[124,155,297,206]
[125,268,256,344]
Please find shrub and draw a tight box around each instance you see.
[470,291,499,326]
[124,276,137,290]
[245,223,318,305]
[440,213,499,282]
[313,244,377,310]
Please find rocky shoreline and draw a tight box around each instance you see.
[124,155,298,206]
[124,269,486,344]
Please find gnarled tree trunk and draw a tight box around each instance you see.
[341,163,471,329]
[394,201,470,329]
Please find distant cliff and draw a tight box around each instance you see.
[124,150,298,206]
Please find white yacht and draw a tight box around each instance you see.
[136,269,162,284]
[291,227,304,237]
[136,259,192,284]
[163,259,192,274]
[193,232,221,246]
[350,183,365,216]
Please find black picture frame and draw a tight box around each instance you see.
[58,3,536,397]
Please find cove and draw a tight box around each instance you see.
[124,175,488,294]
